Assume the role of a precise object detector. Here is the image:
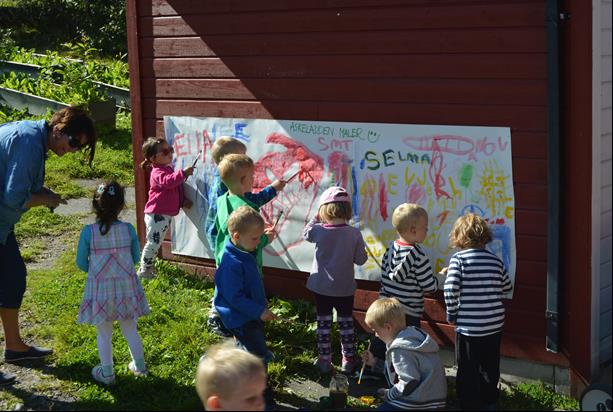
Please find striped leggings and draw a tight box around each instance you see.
[314,293,355,361]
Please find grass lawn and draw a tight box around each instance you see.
[10,250,323,410]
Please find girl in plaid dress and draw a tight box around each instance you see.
[76,181,150,385]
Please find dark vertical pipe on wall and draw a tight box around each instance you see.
[545,0,563,353]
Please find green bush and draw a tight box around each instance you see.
[0,0,126,56]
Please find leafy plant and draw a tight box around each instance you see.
[0,0,126,55]
[500,382,579,411]
[0,104,33,123]
[1,44,129,89]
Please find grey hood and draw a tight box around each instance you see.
[382,326,447,409]
[388,326,439,354]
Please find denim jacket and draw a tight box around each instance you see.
[0,120,47,244]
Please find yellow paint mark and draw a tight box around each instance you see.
[387,174,398,195]
[435,258,445,273]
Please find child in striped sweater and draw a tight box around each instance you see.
[444,213,513,411]
[366,203,439,376]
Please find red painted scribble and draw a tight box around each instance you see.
[403,134,506,161]
[437,210,450,226]
[429,138,451,200]
[173,133,189,157]
[253,133,324,256]
[407,183,426,204]
[378,174,389,221]
[201,129,213,161]
[328,151,350,188]
[485,217,506,225]
[404,135,474,156]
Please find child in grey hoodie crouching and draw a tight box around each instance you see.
[362,298,447,410]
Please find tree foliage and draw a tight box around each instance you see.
[0,0,126,56]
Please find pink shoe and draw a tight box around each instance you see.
[341,356,360,374]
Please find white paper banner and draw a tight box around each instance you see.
[164,116,516,288]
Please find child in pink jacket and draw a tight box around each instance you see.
[138,137,194,279]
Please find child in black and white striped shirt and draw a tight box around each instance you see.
[444,213,513,411]
[365,203,439,378]
[380,203,439,325]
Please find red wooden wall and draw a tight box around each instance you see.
[127,0,574,369]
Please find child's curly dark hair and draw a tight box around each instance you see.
[93,181,125,235]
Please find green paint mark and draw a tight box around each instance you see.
[459,164,474,187]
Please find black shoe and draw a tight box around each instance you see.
[4,346,53,363]
[207,316,233,338]
[0,371,16,385]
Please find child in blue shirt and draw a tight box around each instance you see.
[214,205,277,410]
[205,137,280,337]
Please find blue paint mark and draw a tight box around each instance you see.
[460,204,486,217]
[488,225,512,273]
[359,158,365,170]
[233,123,250,142]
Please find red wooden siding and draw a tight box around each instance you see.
[128,0,569,367]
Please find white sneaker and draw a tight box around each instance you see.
[128,361,148,377]
[92,365,115,385]
[138,266,156,280]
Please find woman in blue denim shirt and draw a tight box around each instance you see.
[0,106,96,385]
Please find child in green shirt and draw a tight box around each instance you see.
[214,153,286,272]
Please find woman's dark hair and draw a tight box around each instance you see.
[140,137,167,170]
[50,106,96,166]
[93,181,125,235]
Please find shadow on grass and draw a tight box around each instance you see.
[15,360,202,411]
[4,385,75,411]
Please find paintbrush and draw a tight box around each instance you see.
[191,150,202,168]
[286,170,301,183]
[272,210,283,231]
[358,340,372,384]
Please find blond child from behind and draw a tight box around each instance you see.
[362,298,447,410]
[363,204,438,379]
[444,213,512,410]
[380,203,438,324]
[196,341,267,411]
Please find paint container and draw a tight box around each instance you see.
[329,374,349,409]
